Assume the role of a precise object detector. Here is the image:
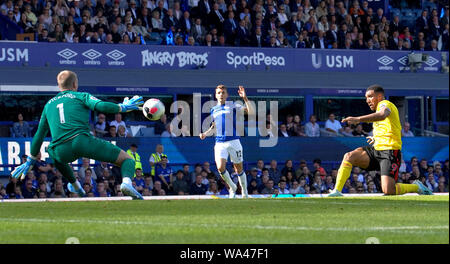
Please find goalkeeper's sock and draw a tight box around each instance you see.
[54,161,76,184]
[395,183,419,195]
[238,171,248,197]
[219,170,237,191]
[334,160,353,192]
[121,158,135,182]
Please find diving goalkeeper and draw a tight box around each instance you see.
[11,70,145,200]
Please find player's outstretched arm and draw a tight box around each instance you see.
[118,95,144,113]
[12,112,50,179]
[238,86,254,116]
[88,95,144,114]
[199,122,215,140]
[342,106,391,125]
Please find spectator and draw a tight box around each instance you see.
[278,180,290,194]
[267,160,280,185]
[281,159,295,177]
[149,144,168,177]
[117,125,130,137]
[292,115,306,136]
[12,113,31,137]
[325,113,343,135]
[305,114,320,137]
[152,180,163,196]
[0,186,9,199]
[6,176,18,198]
[181,164,194,185]
[426,173,438,192]
[313,158,327,178]
[206,181,220,195]
[191,17,206,44]
[173,170,190,194]
[202,161,217,180]
[94,113,109,137]
[33,153,55,179]
[190,174,207,195]
[155,155,173,191]
[325,175,334,190]
[248,179,259,194]
[110,113,126,132]
[78,158,97,181]
[127,144,142,174]
[295,160,308,179]
[247,167,262,186]
[161,123,176,137]
[261,179,276,194]
[278,123,293,137]
[144,175,154,192]
[311,174,326,193]
[341,125,354,137]
[50,179,66,198]
[401,122,414,137]
[288,180,301,194]
[154,114,168,135]
[133,168,146,193]
[352,124,368,137]
[105,125,118,137]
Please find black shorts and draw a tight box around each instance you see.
[362,145,402,181]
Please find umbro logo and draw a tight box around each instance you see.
[57,48,77,60]
[82,49,102,60]
[106,50,126,61]
[397,56,408,66]
[377,56,394,66]
[424,56,439,66]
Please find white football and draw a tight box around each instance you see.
[142,98,165,121]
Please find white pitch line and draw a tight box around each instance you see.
[1,193,448,203]
[0,217,447,234]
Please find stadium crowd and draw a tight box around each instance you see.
[12,111,417,138]
[1,0,448,50]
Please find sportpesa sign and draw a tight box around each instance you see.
[0,43,446,73]
[226,51,286,68]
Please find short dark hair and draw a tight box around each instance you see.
[216,84,227,92]
[366,84,384,95]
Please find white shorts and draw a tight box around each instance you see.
[214,139,243,164]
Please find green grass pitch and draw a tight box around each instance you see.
[0,195,448,244]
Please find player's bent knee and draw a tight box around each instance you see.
[343,152,353,163]
[115,150,132,166]
[383,189,396,195]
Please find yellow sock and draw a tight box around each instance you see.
[335,161,353,191]
[395,183,419,195]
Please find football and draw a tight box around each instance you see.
[142,98,165,121]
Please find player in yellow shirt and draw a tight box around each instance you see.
[328,85,433,196]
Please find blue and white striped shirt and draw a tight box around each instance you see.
[210,102,245,143]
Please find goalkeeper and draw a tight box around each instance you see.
[11,70,145,200]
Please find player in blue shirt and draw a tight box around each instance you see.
[155,155,173,191]
[199,85,254,198]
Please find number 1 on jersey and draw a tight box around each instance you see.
[57,103,65,124]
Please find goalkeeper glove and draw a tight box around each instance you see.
[11,156,37,180]
[119,95,144,113]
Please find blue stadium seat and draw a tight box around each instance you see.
[287,35,297,47]
[391,8,401,17]
[400,0,408,9]
[413,9,422,17]
[402,9,414,18]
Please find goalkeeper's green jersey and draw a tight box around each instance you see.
[30,90,120,157]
